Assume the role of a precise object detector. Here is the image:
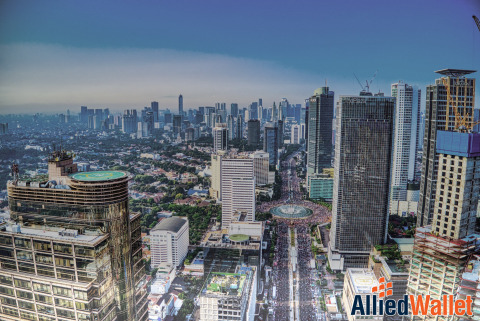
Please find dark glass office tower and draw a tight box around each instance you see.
[417,69,476,227]
[306,87,334,179]
[263,123,279,167]
[328,94,395,271]
[247,119,260,147]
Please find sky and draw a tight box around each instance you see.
[0,0,479,114]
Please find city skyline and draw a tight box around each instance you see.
[0,0,479,113]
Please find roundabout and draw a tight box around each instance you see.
[270,204,313,219]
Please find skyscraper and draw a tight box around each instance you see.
[213,124,228,152]
[122,109,138,134]
[407,131,480,320]
[178,94,183,115]
[173,114,182,137]
[3,151,148,321]
[150,217,189,268]
[306,87,334,181]
[221,156,255,228]
[247,119,260,147]
[291,124,301,144]
[151,101,159,121]
[417,69,476,227]
[230,103,239,117]
[328,94,395,271]
[236,115,243,139]
[390,82,421,204]
[263,123,278,167]
[227,115,235,140]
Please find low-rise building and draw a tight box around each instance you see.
[342,268,382,321]
[199,267,257,321]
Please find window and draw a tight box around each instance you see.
[14,278,30,289]
[52,286,71,297]
[33,240,51,252]
[33,282,50,293]
[53,243,72,255]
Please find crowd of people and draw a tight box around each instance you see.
[272,222,291,320]
[297,224,318,321]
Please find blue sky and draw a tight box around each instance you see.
[0,0,479,113]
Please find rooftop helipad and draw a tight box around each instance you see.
[70,171,127,182]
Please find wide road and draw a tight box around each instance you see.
[296,225,317,321]
[272,222,291,321]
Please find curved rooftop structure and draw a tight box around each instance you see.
[152,217,187,233]
[70,170,127,182]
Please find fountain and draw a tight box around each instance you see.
[270,204,313,219]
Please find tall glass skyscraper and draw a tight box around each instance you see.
[328,93,395,271]
[306,87,334,180]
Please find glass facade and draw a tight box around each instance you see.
[331,95,394,257]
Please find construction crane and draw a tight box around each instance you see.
[474,15,480,32]
[354,70,378,93]
[441,76,480,132]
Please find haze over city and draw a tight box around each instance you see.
[0,0,479,113]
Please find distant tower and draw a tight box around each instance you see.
[263,123,279,167]
[329,94,395,271]
[247,120,260,147]
[231,103,239,117]
[178,94,184,115]
[213,124,228,152]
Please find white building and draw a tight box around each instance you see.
[390,82,420,203]
[213,124,228,152]
[150,263,176,295]
[221,157,255,228]
[342,268,382,321]
[250,150,272,186]
[150,217,189,268]
[290,124,301,144]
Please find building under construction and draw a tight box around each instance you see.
[456,254,480,321]
[0,150,148,321]
[408,226,480,321]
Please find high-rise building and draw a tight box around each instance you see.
[236,115,244,139]
[263,123,278,167]
[390,82,421,205]
[3,151,148,321]
[272,102,278,122]
[231,103,239,117]
[277,120,284,149]
[122,109,138,134]
[407,131,480,321]
[178,94,183,115]
[221,156,255,228]
[150,217,189,268]
[247,119,260,147]
[227,115,235,140]
[250,151,271,186]
[213,124,228,152]
[417,69,476,227]
[279,98,289,121]
[248,102,258,120]
[291,124,301,144]
[328,94,395,271]
[0,123,8,134]
[151,101,159,121]
[173,115,182,137]
[306,87,334,181]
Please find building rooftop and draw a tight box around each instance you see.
[436,131,480,158]
[435,69,476,77]
[204,272,246,297]
[69,170,127,182]
[0,225,108,246]
[347,268,378,294]
[151,217,187,233]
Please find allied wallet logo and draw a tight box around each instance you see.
[350,277,473,317]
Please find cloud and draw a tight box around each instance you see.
[0,43,329,113]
